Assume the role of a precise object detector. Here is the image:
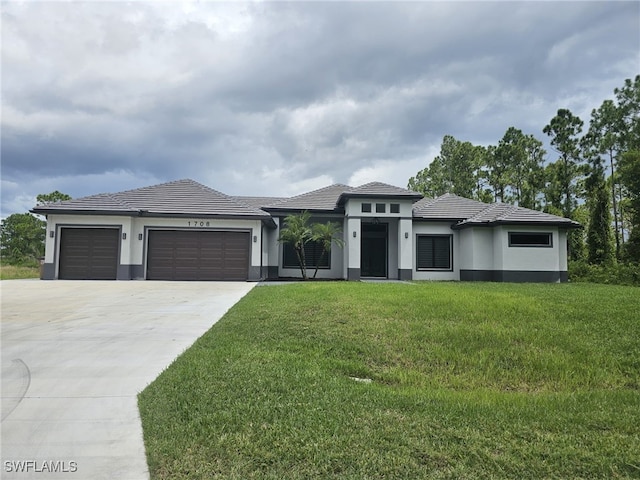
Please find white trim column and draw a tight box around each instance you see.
[347,217,361,280]
[398,218,413,280]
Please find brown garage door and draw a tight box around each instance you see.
[59,228,119,280]
[147,230,250,281]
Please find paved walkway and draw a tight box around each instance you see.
[1,280,255,479]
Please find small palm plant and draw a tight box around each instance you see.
[278,212,345,280]
[278,211,312,279]
[311,222,344,278]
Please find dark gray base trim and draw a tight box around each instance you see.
[40,263,56,280]
[131,265,145,280]
[117,265,131,280]
[267,265,279,280]
[459,270,495,282]
[398,269,413,281]
[248,266,262,281]
[115,264,144,280]
[348,268,361,281]
[560,271,568,283]
[460,270,564,283]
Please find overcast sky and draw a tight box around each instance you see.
[1,1,638,218]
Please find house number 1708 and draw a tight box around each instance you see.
[188,221,210,227]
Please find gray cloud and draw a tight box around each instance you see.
[1,1,638,217]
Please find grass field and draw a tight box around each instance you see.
[139,282,640,479]
[0,264,39,280]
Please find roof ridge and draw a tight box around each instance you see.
[271,183,351,204]
[108,192,138,210]
[467,201,504,222]
[494,204,520,221]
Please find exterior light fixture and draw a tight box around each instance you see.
[138,233,143,241]
[253,235,258,243]
[122,232,127,240]
[405,232,409,239]
[50,231,55,238]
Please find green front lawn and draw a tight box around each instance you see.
[139,282,640,479]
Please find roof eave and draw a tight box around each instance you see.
[31,209,273,222]
[30,208,137,217]
[262,207,344,215]
[338,192,423,205]
[412,216,467,222]
[451,220,583,230]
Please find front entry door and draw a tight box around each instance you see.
[361,223,387,277]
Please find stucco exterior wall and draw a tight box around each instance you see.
[458,228,494,271]
[345,199,414,218]
[496,225,561,272]
[412,222,459,281]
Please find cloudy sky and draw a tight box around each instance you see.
[1,1,638,218]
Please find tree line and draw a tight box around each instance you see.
[0,191,71,266]
[408,75,640,265]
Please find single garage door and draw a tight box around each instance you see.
[147,230,250,281]
[59,228,119,280]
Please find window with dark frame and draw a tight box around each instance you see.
[390,203,400,214]
[416,235,452,270]
[361,203,372,213]
[283,240,330,269]
[376,203,386,213]
[508,232,552,247]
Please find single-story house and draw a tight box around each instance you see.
[32,179,580,282]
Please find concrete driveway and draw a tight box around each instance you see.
[1,280,255,480]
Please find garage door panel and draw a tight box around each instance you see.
[147,230,249,281]
[59,228,119,280]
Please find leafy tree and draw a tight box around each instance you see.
[310,222,344,279]
[584,160,613,265]
[543,109,585,261]
[408,156,448,197]
[490,127,546,208]
[618,150,640,262]
[614,75,640,151]
[543,108,584,219]
[585,99,625,259]
[0,213,46,265]
[485,142,510,202]
[517,134,546,210]
[36,191,72,205]
[409,135,485,199]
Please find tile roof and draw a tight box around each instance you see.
[412,193,488,219]
[454,201,581,228]
[32,179,271,219]
[412,193,580,229]
[31,179,580,229]
[263,184,351,211]
[339,182,423,200]
[233,196,288,209]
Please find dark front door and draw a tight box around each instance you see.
[361,223,387,277]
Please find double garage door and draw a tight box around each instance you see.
[58,228,250,281]
[147,230,250,281]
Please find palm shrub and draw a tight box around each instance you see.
[278,211,312,279]
[311,221,344,278]
[278,212,345,280]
